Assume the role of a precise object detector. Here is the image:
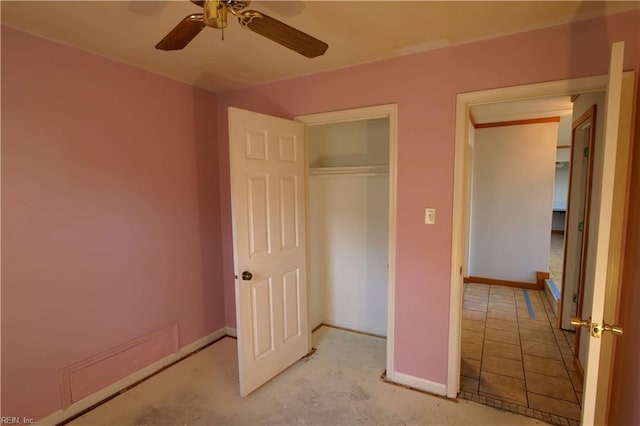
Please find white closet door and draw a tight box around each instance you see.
[309,173,388,336]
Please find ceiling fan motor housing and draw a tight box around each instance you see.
[204,0,227,28]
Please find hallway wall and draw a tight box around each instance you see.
[469,122,558,283]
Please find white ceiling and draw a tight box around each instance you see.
[2,1,638,93]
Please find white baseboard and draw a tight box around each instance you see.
[225,326,237,337]
[388,370,447,396]
[37,327,231,426]
[320,319,387,338]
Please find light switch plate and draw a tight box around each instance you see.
[425,208,436,224]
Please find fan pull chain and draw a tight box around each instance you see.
[221,25,224,41]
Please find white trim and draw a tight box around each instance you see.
[449,74,611,398]
[225,326,237,338]
[295,104,395,126]
[321,319,387,338]
[308,165,389,176]
[447,94,469,398]
[36,327,230,426]
[296,103,399,383]
[391,371,447,396]
[386,105,399,382]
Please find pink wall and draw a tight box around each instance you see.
[2,8,639,421]
[1,26,224,419]
[216,10,640,384]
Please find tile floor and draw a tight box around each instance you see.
[549,233,565,288]
[549,232,577,350]
[459,283,582,426]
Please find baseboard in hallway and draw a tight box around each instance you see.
[464,276,541,290]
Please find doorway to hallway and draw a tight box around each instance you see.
[459,283,582,425]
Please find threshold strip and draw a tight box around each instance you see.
[522,289,535,319]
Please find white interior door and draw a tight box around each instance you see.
[579,41,624,424]
[228,107,309,397]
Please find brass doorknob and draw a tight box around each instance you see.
[603,322,623,336]
[242,271,253,281]
[571,316,590,329]
[571,316,623,337]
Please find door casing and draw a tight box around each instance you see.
[449,69,635,423]
[565,106,597,373]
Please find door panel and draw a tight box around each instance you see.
[251,278,274,359]
[248,176,270,256]
[245,129,268,159]
[279,177,299,250]
[282,268,301,341]
[580,41,624,424]
[229,107,308,396]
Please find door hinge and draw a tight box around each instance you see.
[459,266,463,275]
[583,146,590,157]
[578,222,584,232]
[573,293,578,303]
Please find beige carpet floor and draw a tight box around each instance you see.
[68,326,544,425]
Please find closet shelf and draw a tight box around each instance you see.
[309,165,389,176]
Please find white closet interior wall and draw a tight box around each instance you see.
[308,118,389,336]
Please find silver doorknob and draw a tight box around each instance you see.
[242,271,253,281]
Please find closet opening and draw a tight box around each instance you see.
[296,104,398,381]
[307,117,389,337]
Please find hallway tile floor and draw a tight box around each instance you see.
[549,233,565,288]
[459,283,581,426]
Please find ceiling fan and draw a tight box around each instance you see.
[155,0,328,58]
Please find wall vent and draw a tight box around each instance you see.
[58,323,180,408]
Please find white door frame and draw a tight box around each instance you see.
[295,104,398,379]
[448,72,634,399]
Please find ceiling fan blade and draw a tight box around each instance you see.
[240,11,328,58]
[155,14,205,51]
